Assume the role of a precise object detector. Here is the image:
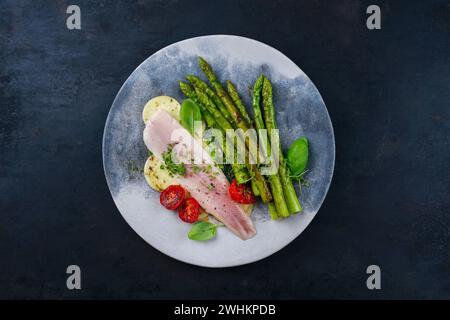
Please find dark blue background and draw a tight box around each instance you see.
[1,0,449,299]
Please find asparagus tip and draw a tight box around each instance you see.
[262,76,272,93]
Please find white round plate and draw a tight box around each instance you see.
[103,35,335,267]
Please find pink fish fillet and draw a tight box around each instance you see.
[143,109,256,240]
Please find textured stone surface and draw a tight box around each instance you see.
[0,0,449,298]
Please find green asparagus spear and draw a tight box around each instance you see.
[267,175,289,217]
[226,80,252,126]
[187,75,234,124]
[198,57,249,130]
[251,179,260,196]
[268,202,279,220]
[198,58,264,164]
[252,75,289,218]
[195,87,234,131]
[251,75,266,132]
[262,77,302,214]
[247,165,271,202]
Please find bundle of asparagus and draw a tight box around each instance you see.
[179,57,302,219]
[259,75,303,217]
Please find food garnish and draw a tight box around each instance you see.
[229,179,256,204]
[178,198,201,223]
[162,144,186,177]
[180,99,202,135]
[188,221,218,241]
[160,185,186,210]
[287,137,309,178]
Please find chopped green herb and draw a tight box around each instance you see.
[162,144,186,176]
[128,160,142,174]
[290,169,311,193]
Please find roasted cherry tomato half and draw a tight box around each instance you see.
[160,185,186,210]
[229,179,256,204]
[178,198,201,223]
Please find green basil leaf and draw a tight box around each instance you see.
[287,136,309,176]
[188,221,217,241]
[180,99,202,135]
